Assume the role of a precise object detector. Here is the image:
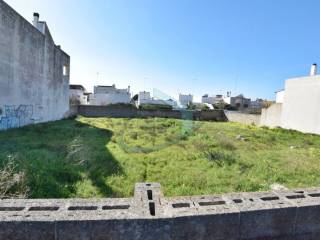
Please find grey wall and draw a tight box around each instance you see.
[224,111,261,125]
[260,103,282,127]
[77,105,227,121]
[0,0,70,130]
[1,183,320,239]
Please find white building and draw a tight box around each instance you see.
[138,91,177,108]
[179,94,193,107]
[275,90,285,103]
[69,85,88,105]
[138,91,151,100]
[224,94,251,109]
[261,64,320,134]
[202,94,214,104]
[202,94,224,105]
[90,85,131,105]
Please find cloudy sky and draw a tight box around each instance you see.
[5,0,320,101]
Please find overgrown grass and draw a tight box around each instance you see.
[1,117,320,198]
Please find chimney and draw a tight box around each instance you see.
[33,13,39,28]
[310,63,317,76]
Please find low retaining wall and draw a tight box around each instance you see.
[224,111,261,125]
[1,183,320,239]
[77,105,227,121]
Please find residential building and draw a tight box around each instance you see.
[138,91,151,100]
[224,94,251,110]
[202,94,224,105]
[275,90,285,103]
[90,85,131,105]
[179,94,193,107]
[202,94,214,104]
[0,2,70,130]
[69,85,88,105]
[138,91,177,108]
[261,64,320,134]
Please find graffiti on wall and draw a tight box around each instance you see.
[0,105,34,130]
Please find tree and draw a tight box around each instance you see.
[132,94,138,102]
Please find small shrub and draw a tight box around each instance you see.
[108,103,137,109]
[205,150,236,167]
[129,132,138,140]
[218,137,237,151]
[139,104,172,110]
[0,155,28,198]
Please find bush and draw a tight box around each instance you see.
[205,150,236,167]
[107,103,137,109]
[218,137,237,151]
[139,104,172,110]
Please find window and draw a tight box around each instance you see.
[63,65,69,76]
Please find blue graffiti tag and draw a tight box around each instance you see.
[0,105,34,130]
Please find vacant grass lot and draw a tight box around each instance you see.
[1,116,320,198]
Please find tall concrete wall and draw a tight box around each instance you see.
[281,75,320,134]
[1,183,320,239]
[260,103,282,127]
[0,0,70,130]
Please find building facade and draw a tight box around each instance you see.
[275,90,285,104]
[202,94,224,105]
[179,94,193,107]
[90,85,131,105]
[69,85,88,105]
[0,1,70,130]
[261,64,320,134]
[224,94,251,110]
[138,91,177,108]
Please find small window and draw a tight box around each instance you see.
[63,65,69,76]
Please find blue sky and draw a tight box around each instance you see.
[6,0,320,101]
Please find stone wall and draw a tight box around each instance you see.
[0,0,70,130]
[77,105,227,121]
[1,183,320,239]
[224,111,261,125]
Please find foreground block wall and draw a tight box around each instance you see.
[0,0,70,130]
[1,183,320,240]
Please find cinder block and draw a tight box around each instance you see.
[274,188,320,236]
[0,221,55,240]
[55,220,91,240]
[224,191,297,239]
[167,195,240,240]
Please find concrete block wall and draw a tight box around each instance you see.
[77,105,227,122]
[1,183,320,239]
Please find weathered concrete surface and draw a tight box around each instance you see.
[0,0,70,130]
[1,183,320,239]
[260,103,282,128]
[225,111,261,125]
